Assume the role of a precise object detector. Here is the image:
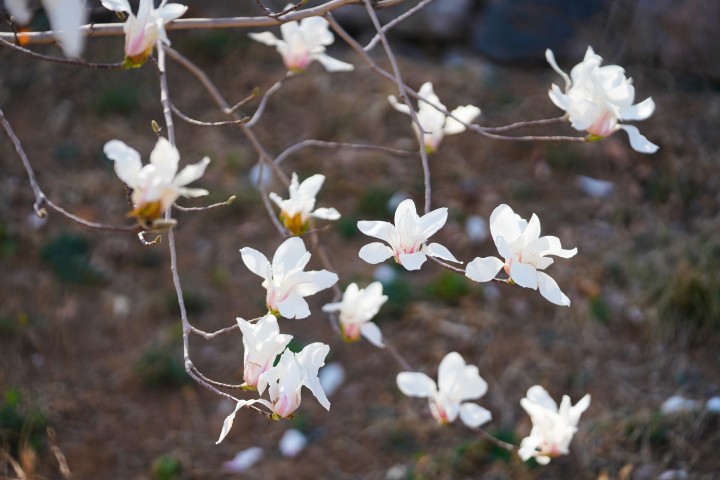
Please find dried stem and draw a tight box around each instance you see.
[174,196,236,212]
[275,139,415,165]
[0,37,124,68]
[364,0,437,51]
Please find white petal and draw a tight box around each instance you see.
[357,220,394,243]
[360,322,384,347]
[398,252,427,271]
[388,95,412,115]
[149,137,179,181]
[619,125,659,154]
[459,403,492,428]
[177,186,208,198]
[239,247,270,279]
[490,204,524,246]
[296,173,325,199]
[298,16,334,47]
[416,207,448,239]
[156,3,188,23]
[44,0,87,58]
[216,400,263,444]
[272,237,309,271]
[173,157,210,187]
[396,372,437,398]
[312,207,341,220]
[509,260,538,289]
[424,243,460,263]
[537,271,571,306]
[313,53,355,72]
[444,105,481,135]
[6,0,33,24]
[104,140,142,187]
[545,48,571,91]
[100,0,131,12]
[465,257,504,283]
[358,242,394,264]
[304,375,331,411]
[619,97,655,121]
[278,294,311,319]
[524,385,558,411]
[248,31,281,47]
[393,198,418,226]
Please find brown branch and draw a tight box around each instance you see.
[275,139,415,165]
[174,196,236,212]
[0,37,124,68]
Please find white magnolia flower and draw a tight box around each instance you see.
[240,237,338,319]
[237,314,293,388]
[358,198,459,271]
[269,173,340,235]
[6,0,86,58]
[216,343,331,443]
[518,385,591,465]
[101,0,187,67]
[546,46,658,154]
[465,204,577,306]
[396,352,492,428]
[388,82,480,153]
[322,282,388,347]
[248,12,353,73]
[103,137,210,221]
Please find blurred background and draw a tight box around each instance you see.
[1,0,719,478]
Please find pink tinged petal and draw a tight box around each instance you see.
[239,247,270,279]
[149,137,179,181]
[619,125,659,154]
[537,271,571,306]
[417,207,448,239]
[100,0,131,13]
[509,260,538,289]
[399,252,427,271]
[357,220,394,243]
[358,242,394,264]
[156,3,187,23]
[172,156,210,188]
[444,105,481,135]
[43,0,87,58]
[459,403,492,428]
[360,322,384,347]
[388,95,412,115]
[104,140,142,187]
[277,294,311,319]
[248,31,281,47]
[424,243,459,263]
[545,48,571,91]
[465,257,504,282]
[396,372,437,398]
[619,96,655,121]
[6,0,32,24]
[313,53,354,72]
[311,207,341,220]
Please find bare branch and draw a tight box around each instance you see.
[364,0,437,52]
[275,139,415,165]
[0,37,124,68]
[174,196,236,212]
[171,103,250,127]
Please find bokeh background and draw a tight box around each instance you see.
[1,0,719,478]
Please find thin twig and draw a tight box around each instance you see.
[275,139,415,165]
[190,323,240,340]
[174,196,236,212]
[246,72,293,128]
[364,0,437,51]
[481,115,567,133]
[0,37,124,68]
[171,104,249,127]
[475,427,517,451]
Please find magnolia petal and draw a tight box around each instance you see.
[358,242,394,264]
[104,140,142,187]
[537,271,571,306]
[523,214,542,244]
[465,257,504,283]
[490,204,524,248]
[397,372,437,398]
[540,236,578,258]
[360,322,384,347]
[278,294,311,319]
[156,3,188,23]
[312,207,341,220]
[248,31,281,47]
[524,385,558,411]
[509,260,538,289]
[268,192,284,209]
[294,270,339,297]
[6,0,33,24]
[619,96,655,121]
[416,207,448,240]
[388,95,412,115]
[173,156,210,187]
[357,220,394,243]
[394,199,417,227]
[399,251,427,271]
[304,374,331,411]
[298,16,334,48]
[313,53,355,72]
[216,400,266,444]
[545,48,571,91]
[424,243,459,263]
[459,403,492,428]
[273,237,310,272]
[548,84,570,112]
[239,247,270,279]
[44,0,87,58]
[99,0,131,12]
[296,173,325,199]
[444,105,481,135]
[619,125,659,154]
[149,137,179,181]
[178,186,209,198]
